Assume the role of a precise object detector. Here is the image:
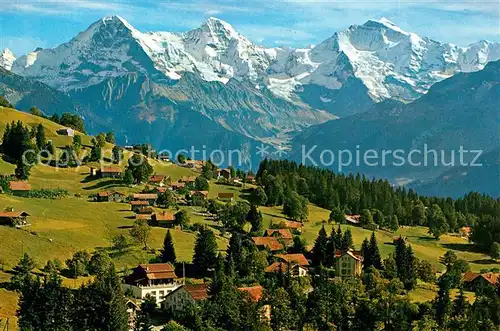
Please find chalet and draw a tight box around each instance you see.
[216,168,231,179]
[265,229,293,245]
[130,200,149,212]
[0,211,30,227]
[282,220,303,233]
[230,177,243,187]
[463,272,499,292]
[335,249,364,277]
[183,160,203,169]
[274,254,309,267]
[132,193,158,206]
[252,237,284,252]
[152,212,176,228]
[162,284,208,312]
[97,167,122,179]
[264,262,308,278]
[345,214,361,225]
[148,175,168,187]
[170,182,186,191]
[123,263,180,306]
[56,127,75,136]
[238,285,271,321]
[217,192,234,202]
[9,181,31,197]
[97,191,124,202]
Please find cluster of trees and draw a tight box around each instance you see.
[0,121,40,179]
[48,112,86,133]
[311,225,354,266]
[257,160,500,249]
[12,253,130,331]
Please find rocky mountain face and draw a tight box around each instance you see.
[291,60,500,192]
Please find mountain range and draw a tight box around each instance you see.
[0,15,499,196]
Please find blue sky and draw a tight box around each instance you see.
[1,0,499,56]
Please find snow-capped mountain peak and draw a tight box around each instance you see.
[0,48,16,70]
[6,15,500,104]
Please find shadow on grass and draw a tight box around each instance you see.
[83,179,127,190]
[80,174,99,183]
[117,225,134,229]
[470,259,497,265]
[441,243,480,253]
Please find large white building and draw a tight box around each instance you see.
[123,263,181,306]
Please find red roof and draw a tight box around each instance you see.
[9,181,31,191]
[154,212,175,222]
[265,229,293,240]
[139,263,177,280]
[184,284,209,301]
[154,187,167,193]
[275,254,309,266]
[133,193,158,200]
[130,200,149,206]
[265,262,290,273]
[238,286,264,302]
[463,272,499,285]
[283,221,303,229]
[149,175,167,183]
[0,211,30,218]
[252,237,283,251]
[135,214,151,220]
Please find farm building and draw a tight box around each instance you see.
[132,193,158,206]
[152,212,176,227]
[130,200,149,212]
[0,211,31,227]
[252,237,284,252]
[9,181,32,197]
[56,127,75,136]
[97,191,124,202]
[97,167,122,179]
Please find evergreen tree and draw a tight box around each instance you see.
[434,275,452,328]
[369,232,382,270]
[361,238,372,271]
[252,186,268,205]
[360,209,374,227]
[226,232,244,276]
[412,200,427,226]
[312,226,328,266]
[325,227,337,266]
[193,226,218,272]
[270,287,294,331]
[10,253,35,291]
[161,230,176,263]
[341,228,354,250]
[105,132,115,144]
[334,224,343,249]
[247,204,263,234]
[35,124,46,150]
[112,145,123,164]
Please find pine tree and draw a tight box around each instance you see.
[435,275,452,328]
[335,224,343,248]
[361,238,372,270]
[341,229,354,250]
[247,204,263,234]
[35,124,46,150]
[193,226,218,272]
[10,253,35,291]
[369,232,382,270]
[312,226,328,266]
[226,232,244,276]
[325,227,337,266]
[161,230,176,263]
